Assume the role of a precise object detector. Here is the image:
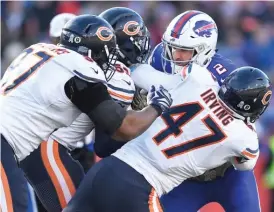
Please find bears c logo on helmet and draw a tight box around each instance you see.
[123,21,141,36]
[261,90,272,105]
[96,27,114,41]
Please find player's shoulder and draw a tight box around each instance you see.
[29,43,106,84]
[115,61,131,76]
[108,61,135,107]
[111,61,134,87]
[207,53,237,85]
[51,45,106,84]
[209,53,236,71]
[189,63,219,87]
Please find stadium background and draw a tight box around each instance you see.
[1,1,274,211]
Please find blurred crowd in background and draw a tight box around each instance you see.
[1,1,274,209]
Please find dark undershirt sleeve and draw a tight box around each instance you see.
[64,76,127,135]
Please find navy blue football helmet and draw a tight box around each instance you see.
[60,15,118,81]
[219,66,272,123]
[99,7,151,66]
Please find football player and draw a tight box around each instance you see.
[148,10,263,212]
[93,7,151,155]
[0,15,172,212]
[86,10,264,212]
[20,8,150,211]
[64,63,272,212]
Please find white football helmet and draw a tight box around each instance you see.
[162,10,218,74]
[49,13,76,38]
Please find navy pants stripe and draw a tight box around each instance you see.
[20,139,85,212]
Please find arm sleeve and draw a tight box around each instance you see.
[64,76,127,135]
[230,135,260,171]
[130,64,181,91]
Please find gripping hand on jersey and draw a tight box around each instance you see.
[131,86,148,110]
[147,85,173,115]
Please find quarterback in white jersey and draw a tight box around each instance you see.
[64,65,272,212]
[0,15,173,212]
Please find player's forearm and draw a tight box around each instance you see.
[111,105,159,141]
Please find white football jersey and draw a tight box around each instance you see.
[114,63,259,196]
[50,61,135,149]
[0,43,105,161]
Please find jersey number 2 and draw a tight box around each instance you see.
[1,47,52,95]
[153,102,227,159]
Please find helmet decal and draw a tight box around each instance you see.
[96,27,114,41]
[262,90,272,105]
[123,21,141,36]
[171,11,202,38]
[193,20,217,38]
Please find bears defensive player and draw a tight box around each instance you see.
[149,10,262,212]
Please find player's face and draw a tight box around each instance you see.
[172,47,194,66]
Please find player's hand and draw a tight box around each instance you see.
[131,86,148,110]
[147,85,173,115]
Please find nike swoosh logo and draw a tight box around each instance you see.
[91,67,98,74]
[220,78,225,83]
[122,79,131,86]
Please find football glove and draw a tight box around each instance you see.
[147,85,173,115]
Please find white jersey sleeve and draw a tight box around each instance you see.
[230,124,259,171]
[230,154,259,171]
[52,46,106,85]
[130,63,182,91]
